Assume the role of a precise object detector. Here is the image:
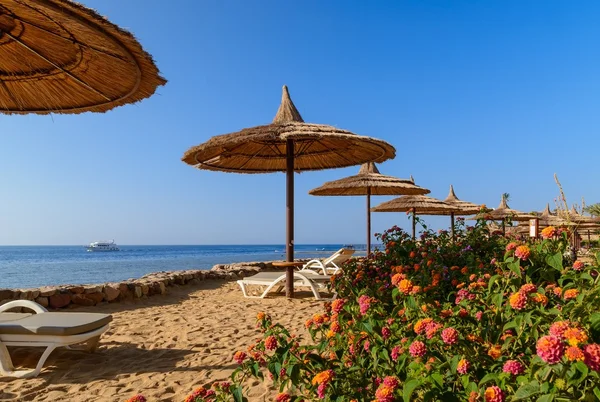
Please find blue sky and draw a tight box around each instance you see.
[1,0,599,245]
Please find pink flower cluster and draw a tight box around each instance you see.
[441,327,459,345]
[331,298,346,313]
[358,295,374,315]
[457,358,470,374]
[502,360,525,376]
[265,335,278,351]
[374,376,400,402]
[184,387,216,402]
[484,386,505,402]
[455,289,475,305]
[409,340,426,357]
[536,335,565,364]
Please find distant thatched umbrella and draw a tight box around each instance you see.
[182,85,396,297]
[560,206,600,224]
[473,196,535,235]
[371,194,459,240]
[309,162,430,254]
[443,185,481,239]
[0,0,166,114]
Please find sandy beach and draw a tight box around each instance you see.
[0,280,323,402]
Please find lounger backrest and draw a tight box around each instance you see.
[324,248,355,265]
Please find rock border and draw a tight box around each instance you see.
[0,260,306,310]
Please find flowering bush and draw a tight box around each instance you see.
[227,220,600,401]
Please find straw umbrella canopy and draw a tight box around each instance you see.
[473,196,535,234]
[443,185,481,239]
[371,194,459,240]
[182,85,396,297]
[308,162,430,254]
[0,0,166,114]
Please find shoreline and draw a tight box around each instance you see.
[0,260,308,310]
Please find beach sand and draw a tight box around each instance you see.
[0,280,323,402]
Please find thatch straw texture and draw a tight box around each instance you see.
[371,194,459,214]
[308,163,429,196]
[558,206,600,224]
[475,197,534,222]
[182,86,396,173]
[0,0,166,114]
[442,185,481,215]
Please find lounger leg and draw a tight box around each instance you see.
[0,342,56,379]
[0,341,16,375]
[66,336,100,352]
[237,281,249,297]
[86,336,100,352]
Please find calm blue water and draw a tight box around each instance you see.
[0,244,367,289]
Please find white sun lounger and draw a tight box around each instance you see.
[0,300,112,378]
[301,247,355,275]
[237,271,337,301]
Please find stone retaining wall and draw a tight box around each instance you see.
[0,260,299,310]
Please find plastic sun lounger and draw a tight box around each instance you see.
[237,271,337,301]
[300,248,356,275]
[0,300,112,378]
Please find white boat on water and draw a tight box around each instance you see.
[86,240,120,252]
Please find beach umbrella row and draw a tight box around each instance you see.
[0,0,165,114]
[472,196,534,235]
[370,191,459,240]
[182,86,396,297]
[308,162,429,254]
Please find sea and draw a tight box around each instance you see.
[0,244,368,289]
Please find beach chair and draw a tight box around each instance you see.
[237,271,337,301]
[300,248,355,275]
[0,300,112,378]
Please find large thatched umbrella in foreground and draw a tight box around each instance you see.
[182,86,396,297]
[443,185,481,239]
[309,162,430,254]
[0,0,165,114]
[473,196,534,235]
[371,194,459,240]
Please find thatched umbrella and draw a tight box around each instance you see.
[443,185,481,239]
[473,196,535,235]
[308,162,430,254]
[182,86,396,297]
[371,194,459,240]
[0,0,165,114]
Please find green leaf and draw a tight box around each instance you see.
[232,385,245,402]
[590,313,600,343]
[594,387,600,400]
[403,379,420,402]
[513,381,541,400]
[536,395,554,402]
[503,320,517,331]
[478,373,498,387]
[508,260,521,276]
[545,252,563,272]
[430,372,443,388]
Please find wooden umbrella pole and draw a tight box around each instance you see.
[451,212,455,241]
[285,139,294,298]
[366,187,371,255]
[502,220,506,236]
[412,209,416,240]
[588,230,591,249]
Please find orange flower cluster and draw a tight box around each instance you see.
[311,369,334,385]
[487,344,502,360]
[540,226,558,239]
